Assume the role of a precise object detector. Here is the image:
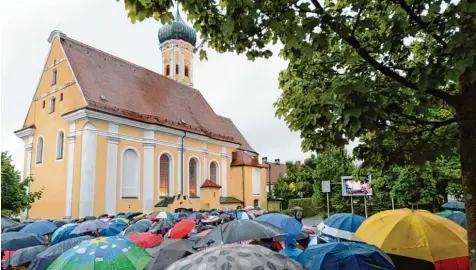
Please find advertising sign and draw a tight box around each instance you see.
[341,176,372,196]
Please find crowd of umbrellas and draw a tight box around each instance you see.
[0,201,469,270]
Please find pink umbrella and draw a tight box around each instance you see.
[197,229,212,237]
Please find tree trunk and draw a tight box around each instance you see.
[457,77,476,268]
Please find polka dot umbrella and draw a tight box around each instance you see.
[48,236,152,270]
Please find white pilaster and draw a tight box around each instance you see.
[221,147,228,196]
[179,47,185,81]
[203,143,208,181]
[22,136,33,218]
[143,130,155,213]
[170,48,176,80]
[190,49,194,86]
[79,124,97,218]
[65,123,76,218]
[105,123,119,215]
[177,148,184,195]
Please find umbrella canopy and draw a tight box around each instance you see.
[167,244,304,270]
[436,210,467,228]
[222,206,233,212]
[145,239,196,270]
[48,236,152,270]
[20,220,57,235]
[235,211,253,220]
[111,217,129,224]
[174,213,189,221]
[149,219,174,234]
[2,232,47,250]
[3,223,27,233]
[256,213,303,235]
[194,220,284,248]
[52,220,67,228]
[442,201,465,210]
[170,219,195,239]
[297,242,395,270]
[197,224,216,232]
[2,245,47,268]
[316,213,365,241]
[70,219,109,234]
[127,232,163,249]
[355,208,468,269]
[150,211,175,220]
[2,250,16,265]
[1,218,20,232]
[99,221,127,237]
[124,220,153,236]
[125,212,143,219]
[27,236,92,270]
[51,224,82,245]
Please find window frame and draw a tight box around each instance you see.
[36,136,44,164]
[51,68,57,85]
[49,97,56,113]
[188,156,200,198]
[159,153,174,198]
[120,147,141,200]
[56,129,65,160]
[209,160,220,184]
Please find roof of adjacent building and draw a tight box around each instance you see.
[60,35,242,144]
[155,196,176,207]
[158,9,197,46]
[230,151,265,168]
[219,116,257,155]
[264,161,287,184]
[220,197,243,204]
[200,179,222,189]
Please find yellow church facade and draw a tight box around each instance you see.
[15,16,267,219]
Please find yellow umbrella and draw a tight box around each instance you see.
[355,208,467,264]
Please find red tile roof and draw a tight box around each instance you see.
[61,36,237,143]
[200,179,222,189]
[231,151,265,168]
[219,116,257,155]
[263,162,287,184]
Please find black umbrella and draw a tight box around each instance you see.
[145,239,196,270]
[52,220,67,228]
[125,212,143,219]
[197,224,216,233]
[194,220,284,248]
[3,223,27,233]
[1,218,20,232]
[124,220,152,235]
[27,236,92,270]
[3,245,47,268]
[1,232,47,250]
[68,219,79,224]
[149,219,174,234]
[218,214,230,220]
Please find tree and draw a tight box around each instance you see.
[1,152,43,217]
[118,0,476,264]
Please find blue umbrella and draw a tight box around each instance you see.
[3,245,47,268]
[71,219,109,234]
[100,221,128,236]
[1,232,47,250]
[1,218,20,232]
[52,220,67,228]
[256,213,302,235]
[316,213,365,241]
[297,242,396,270]
[51,224,82,245]
[442,201,465,210]
[436,210,467,228]
[20,221,57,235]
[3,223,27,233]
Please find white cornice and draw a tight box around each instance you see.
[14,127,35,139]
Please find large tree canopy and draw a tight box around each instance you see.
[118,0,476,265]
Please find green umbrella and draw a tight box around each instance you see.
[47,236,152,270]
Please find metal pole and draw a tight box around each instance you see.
[391,196,395,210]
[364,196,368,218]
[326,192,330,218]
[350,194,354,214]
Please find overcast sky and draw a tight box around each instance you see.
[1,0,317,172]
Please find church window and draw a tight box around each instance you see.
[60,93,63,101]
[189,158,199,197]
[176,64,179,75]
[49,97,56,113]
[185,66,189,77]
[36,136,44,164]
[210,161,218,183]
[121,148,140,199]
[159,154,171,197]
[51,69,57,85]
[56,130,64,160]
[42,100,46,108]
[165,65,170,76]
[252,168,261,195]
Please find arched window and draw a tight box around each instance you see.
[189,158,198,197]
[36,137,44,164]
[185,66,189,77]
[176,64,179,75]
[121,148,140,199]
[159,154,170,197]
[165,65,170,76]
[56,130,64,159]
[210,161,218,183]
[49,97,56,113]
[51,69,57,85]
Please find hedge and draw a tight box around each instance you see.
[288,197,321,218]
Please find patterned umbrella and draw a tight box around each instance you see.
[111,218,129,224]
[2,245,47,268]
[51,224,82,245]
[48,236,152,270]
[20,220,57,235]
[1,232,47,250]
[167,244,304,270]
[127,233,163,249]
[149,211,174,220]
[234,211,253,220]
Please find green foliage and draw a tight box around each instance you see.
[288,198,320,218]
[1,152,44,216]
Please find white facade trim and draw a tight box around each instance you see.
[177,148,184,195]
[78,123,97,217]
[14,127,36,139]
[143,141,155,213]
[158,151,175,197]
[120,146,141,200]
[44,58,66,71]
[171,49,175,80]
[221,156,228,197]
[33,80,77,101]
[203,152,208,182]
[65,122,76,218]
[105,122,119,214]
[187,155,201,198]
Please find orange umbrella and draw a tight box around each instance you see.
[127,232,163,249]
[170,220,196,239]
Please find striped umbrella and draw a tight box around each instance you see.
[149,211,175,220]
[236,212,253,220]
[51,224,82,245]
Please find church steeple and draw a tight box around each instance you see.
[158,8,196,86]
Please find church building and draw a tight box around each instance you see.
[15,11,267,219]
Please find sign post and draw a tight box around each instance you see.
[321,181,331,218]
[341,175,372,216]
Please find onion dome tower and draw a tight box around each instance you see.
[158,8,196,86]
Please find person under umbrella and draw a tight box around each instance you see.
[2,245,47,269]
[20,221,57,236]
[279,234,303,261]
[145,239,196,270]
[70,219,109,237]
[2,232,47,250]
[167,244,304,270]
[27,236,92,270]
[436,210,467,228]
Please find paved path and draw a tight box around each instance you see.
[302,216,323,227]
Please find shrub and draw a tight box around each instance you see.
[288,198,321,218]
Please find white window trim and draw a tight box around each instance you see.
[35,135,45,165]
[56,129,65,161]
[252,168,261,196]
[158,151,174,198]
[188,155,201,198]
[51,68,57,85]
[120,146,141,200]
[49,96,56,113]
[209,159,220,185]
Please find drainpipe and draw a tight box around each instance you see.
[180,132,186,195]
[267,163,271,211]
[242,166,245,207]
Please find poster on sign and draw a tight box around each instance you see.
[341,176,372,196]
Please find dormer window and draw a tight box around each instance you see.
[49,97,56,113]
[51,69,57,85]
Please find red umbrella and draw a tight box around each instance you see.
[170,219,196,239]
[127,232,163,248]
[1,250,16,264]
[197,229,212,237]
